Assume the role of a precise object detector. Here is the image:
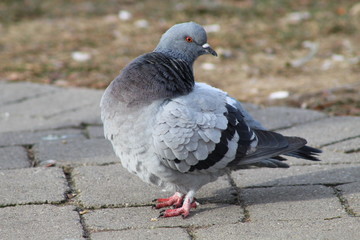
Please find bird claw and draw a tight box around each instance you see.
[153,192,184,209]
[157,200,197,218]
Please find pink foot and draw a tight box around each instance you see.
[153,192,184,209]
[159,198,198,218]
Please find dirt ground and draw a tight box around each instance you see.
[1,0,359,115]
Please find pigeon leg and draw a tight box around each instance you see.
[159,190,198,218]
[153,192,184,209]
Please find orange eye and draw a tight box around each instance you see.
[185,36,193,43]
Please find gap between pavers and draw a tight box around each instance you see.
[323,137,360,153]
[249,106,327,130]
[0,205,84,240]
[337,182,360,216]
[278,116,360,147]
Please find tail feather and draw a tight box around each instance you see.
[286,145,322,161]
[232,129,322,170]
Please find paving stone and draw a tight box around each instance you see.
[0,205,84,240]
[194,217,360,240]
[0,82,58,106]
[1,87,102,118]
[338,182,360,216]
[0,128,86,147]
[323,137,360,153]
[86,125,104,139]
[196,174,237,204]
[250,106,327,130]
[50,103,102,126]
[0,167,68,206]
[231,164,360,188]
[34,139,117,166]
[0,85,102,132]
[84,203,243,230]
[91,228,190,240]
[0,146,30,169]
[73,164,170,208]
[241,185,346,221]
[278,116,360,147]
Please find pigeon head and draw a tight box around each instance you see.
[154,22,217,65]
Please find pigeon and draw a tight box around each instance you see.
[100,22,321,218]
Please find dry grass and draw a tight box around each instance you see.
[1,0,359,115]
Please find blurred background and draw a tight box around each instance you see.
[0,0,359,115]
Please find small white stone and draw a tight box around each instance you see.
[39,159,57,167]
[201,62,216,70]
[269,91,289,99]
[216,48,233,58]
[349,56,360,64]
[71,52,91,62]
[204,24,220,33]
[118,10,132,21]
[332,54,345,62]
[321,59,333,71]
[135,19,149,28]
[284,11,311,24]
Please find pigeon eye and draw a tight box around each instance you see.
[185,36,193,43]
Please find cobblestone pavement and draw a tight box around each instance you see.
[1,81,359,240]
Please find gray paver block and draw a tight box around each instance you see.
[0,128,86,147]
[34,139,117,166]
[241,185,346,221]
[338,182,360,216]
[0,146,29,169]
[86,125,104,139]
[232,164,360,188]
[250,106,327,130]
[91,228,190,240]
[73,165,236,208]
[1,105,102,133]
[197,174,237,204]
[73,164,170,208]
[84,203,243,230]
[0,205,84,240]
[323,137,360,153]
[50,104,102,126]
[0,84,103,132]
[0,167,68,206]
[0,82,58,106]
[194,217,360,240]
[1,87,102,117]
[278,116,360,147]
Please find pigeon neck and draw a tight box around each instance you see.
[109,52,195,107]
[154,48,196,67]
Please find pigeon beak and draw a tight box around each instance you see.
[202,43,218,57]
